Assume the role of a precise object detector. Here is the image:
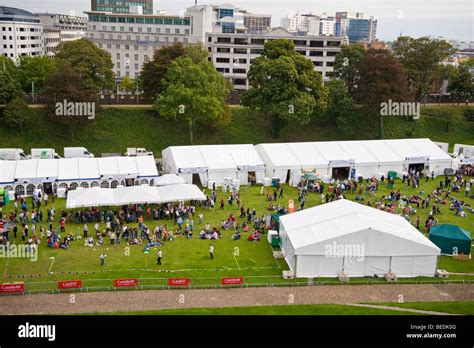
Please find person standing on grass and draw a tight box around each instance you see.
[279,187,284,199]
[220,197,225,210]
[210,244,214,260]
[83,224,88,238]
[157,249,162,265]
[44,192,48,207]
[100,253,107,267]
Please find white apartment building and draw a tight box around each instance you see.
[84,11,195,79]
[206,27,343,90]
[0,6,43,60]
[281,12,335,36]
[36,13,88,57]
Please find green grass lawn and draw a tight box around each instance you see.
[1,175,473,292]
[0,105,472,156]
[380,301,474,315]
[77,304,417,316]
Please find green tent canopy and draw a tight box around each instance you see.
[429,224,471,255]
[303,173,319,181]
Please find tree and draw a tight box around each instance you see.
[185,43,209,64]
[41,65,99,141]
[141,42,187,101]
[325,79,357,136]
[393,36,455,102]
[55,38,115,93]
[3,97,33,135]
[242,39,327,138]
[119,76,134,93]
[156,57,231,144]
[353,49,412,138]
[18,56,58,94]
[332,43,365,96]
[447,62,474,105]
[0,57,23,104]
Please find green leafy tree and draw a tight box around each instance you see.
[41,65,100,141]
[141,42,187,101]
[393,36,455,102]
[242,39,327,138]
[156,57,231,144]
[119,76,134,93]
[185,43,209,64]
[447,62,474,105]
[332,43,365,96]
[0,57,23,104]
[353,49,412,139]
[18,56,58,94]
[325,79,357,136]
[55,38,115,93]
[3,97,33,135]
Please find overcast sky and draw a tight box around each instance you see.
[1,0,473,41]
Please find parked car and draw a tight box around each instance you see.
[0,148,30,161]
[125,148,154,157]
[64,147,95,158]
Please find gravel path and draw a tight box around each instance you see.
[1,284,473,315]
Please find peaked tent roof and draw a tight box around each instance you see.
[280,199,440,255]
[429,224,471,241]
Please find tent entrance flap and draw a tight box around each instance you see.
[192,174,202,186]
[248,171,256,184]
[332,167,350,180]
[125,179,135,187]
[43,182,53,194]
[408,163,425,173]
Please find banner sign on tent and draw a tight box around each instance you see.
[0,282,24,294]
[179,167,208,174]
[114,278,138,288]
[58,280,83,289]
[329,160,353,168]
[221,277,244,285]
[405,156,429,163]
[168,278,191,286]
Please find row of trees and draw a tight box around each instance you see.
[1,36,472,143]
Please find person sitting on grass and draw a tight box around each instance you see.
[85,236,94,247]
[232,230,241,240]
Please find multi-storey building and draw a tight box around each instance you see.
[206,28,343,90]
[0,6,43,60]
[84,11,194,79]
[91,0,153,15]
[346,17,377,43]
[281,12,335,36]
[36,13,88,57]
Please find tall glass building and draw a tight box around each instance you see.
[347,17,377,43]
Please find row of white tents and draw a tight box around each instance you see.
[66,184,206,209]
[0,156,159,195]
[163,139,453,187]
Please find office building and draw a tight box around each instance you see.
[36,13,88,57]
[346,17,377,43]
[85,11,194,79]
[206,27,343,90]
[281,12,335,36]
[0,6,43,60]
[91,0,153,15]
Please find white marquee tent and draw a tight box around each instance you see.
[162,144,265,186]
[154,174,186,186]
[279,199,441,278]
[66,184,206,208]
[255,139,452,185]
[0,156,159,195]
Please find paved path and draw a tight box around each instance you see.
[1,283,473,315]
[346,303,459,316]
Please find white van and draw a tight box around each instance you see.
[0,148,30,161]
[31,148,62,159]
[64,147,95,158]
[125,148,154,157]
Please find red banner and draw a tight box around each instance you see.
[114,278,138,288]
[221,277,244,285]
[168,278,191,286]
[0,282,24,293]
[58,280,83,289]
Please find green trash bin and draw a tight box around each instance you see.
[271,235,280,248]
[388,171,397,180]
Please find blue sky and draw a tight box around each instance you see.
[1,0,473,41]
